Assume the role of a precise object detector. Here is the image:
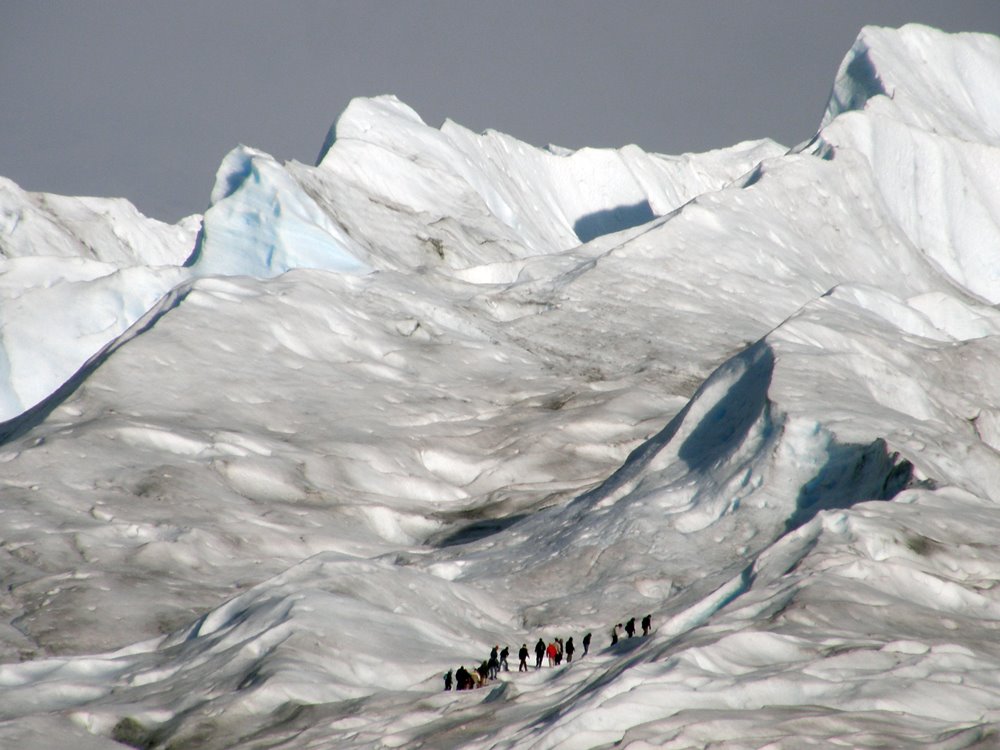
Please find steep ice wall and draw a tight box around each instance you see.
[815,24,1000,302]
[187,96,781,279]
[821,24,1000,145]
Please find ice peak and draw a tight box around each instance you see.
[822,23,1000,144]
[316,95,429,166]
[190,145,370,279]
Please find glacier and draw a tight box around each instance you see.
[1,22,1000,749]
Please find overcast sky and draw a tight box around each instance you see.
[2,2,997,223]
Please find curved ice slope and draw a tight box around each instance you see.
[456,286,952,622]
[188,146,371,278]
[0,178,199,424]
[441,122,781,248]
[816,24,1000,302]
[0,259,189,421]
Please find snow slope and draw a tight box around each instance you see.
[1,22,1000,750]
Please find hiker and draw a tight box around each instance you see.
[625,617,636,638]
[642,614,652,636]
[566,636,575,662]
[469,666,485,688]
[488,647,500,679]
[554,638,563,665]
[444,669,453,691]
[610,623,622,645]
[500,645,510,671]
[582,632,592,656]
[518,643,529,672]
[546,641,558,666]
[477,661,490,684]
[456,665,471,690]
[535,638,546,669]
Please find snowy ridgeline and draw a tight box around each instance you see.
[1,22,1000,750]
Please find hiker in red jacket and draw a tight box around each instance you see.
[546,641,557,666]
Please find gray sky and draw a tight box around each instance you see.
[2,2,997,223]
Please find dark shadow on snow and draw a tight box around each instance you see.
[740,164,765,188]
[714,440,918,632]
[182,221,206,267]
[430,513,530,548]
[784,437,914,535]
[677,345,775,471]
[826,43,887,121]
[573,200,656,244]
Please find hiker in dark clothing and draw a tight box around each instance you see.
[456,666,471,690]
[642,614,652,636]
[625,617,636,638]
[582,632,592,656]
[488,646,500,679]
[535,638,546,669]
[444,669,453,691]
[565,637,575,662]
[610,623,622,645]
[554,638,563,665]
[478,661,490,684]
[518,643,529,672]
[500,645,510,671]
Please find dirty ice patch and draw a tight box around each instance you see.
[190,146,371,279]
[212,455,310,503]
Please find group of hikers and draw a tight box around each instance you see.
[444,614,652,691]
[610,614,653,645]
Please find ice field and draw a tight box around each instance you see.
[1,23,1000,749]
